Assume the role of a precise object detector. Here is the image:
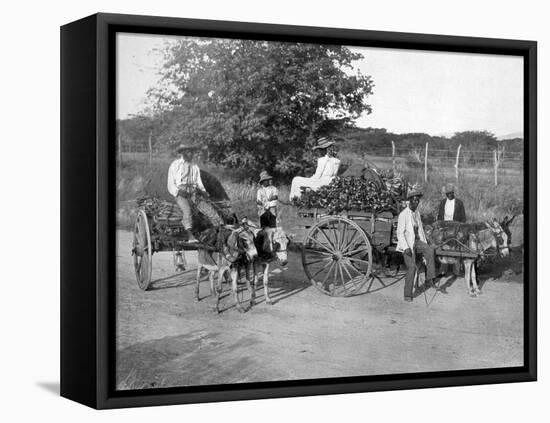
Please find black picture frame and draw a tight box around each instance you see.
[60,12,537,409]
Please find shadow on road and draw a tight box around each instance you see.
[148,269,198,291]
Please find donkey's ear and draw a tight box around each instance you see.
[228,232,239,251]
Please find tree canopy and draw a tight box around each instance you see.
[148,38,374,179]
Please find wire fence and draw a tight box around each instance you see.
[117,135,524,186]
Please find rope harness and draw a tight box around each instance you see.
[433,221,507,259]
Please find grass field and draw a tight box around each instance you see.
[116,152,523,231]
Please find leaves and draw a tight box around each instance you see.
[292,173,409,215]
[147,38,374,181]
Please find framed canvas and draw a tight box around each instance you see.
[60,12,537,409]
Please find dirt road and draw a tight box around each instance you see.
[116,230,524,390]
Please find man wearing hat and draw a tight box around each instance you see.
[289,137,341,200]
[396,189,437,302]
[167,142,223,243]
[256,171,278,228]
[437,183,466,222]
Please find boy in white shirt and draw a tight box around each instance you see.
[256,171,278,228]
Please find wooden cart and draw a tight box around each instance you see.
[294,208,399,297]
[131,170,237,291]
[131,207,221,291]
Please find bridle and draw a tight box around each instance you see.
[484,221,509,255]
[220,226,255,264]
[432,221,508,259]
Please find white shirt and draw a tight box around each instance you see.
[444,198,455,221]
[313,155,340,179]
[256,185,278,216]
[167,158,206,197]
[396,207,427,252]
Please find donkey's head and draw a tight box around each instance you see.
[499,215,517,248]
[238,227,258,261]
[272,227,289,266]
[483,219,510,257]
[257,227,289,266]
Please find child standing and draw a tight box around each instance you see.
[257,171,278,228]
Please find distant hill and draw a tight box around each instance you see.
[337,127,523,165]
[497,132,523,141]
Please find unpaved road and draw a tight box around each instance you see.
[116,230,524,390]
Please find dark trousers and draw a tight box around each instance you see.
[260,209,277,228]
[403,240,436,298]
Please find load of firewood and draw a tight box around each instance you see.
[291,168,412,215]
[136,195,237,227]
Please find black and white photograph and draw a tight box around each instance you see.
[3,0,549,419]
[115,31,526,390]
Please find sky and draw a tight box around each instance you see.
[117,33,523,138]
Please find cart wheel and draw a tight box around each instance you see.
[302,216,373,296]
[132,209,153,290]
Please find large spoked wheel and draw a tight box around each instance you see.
[132,209,153,291]
[302,216,373,297]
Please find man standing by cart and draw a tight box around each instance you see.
[396,189,437,302]
[437,183,466,222]
[167,142,223,243]
[436,183,466,276]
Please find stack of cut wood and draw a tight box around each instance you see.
[136,196,237,227]
[136,196,183,226]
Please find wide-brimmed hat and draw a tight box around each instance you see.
[259,171,273,183]
[312,136,335,150]
[175,142,205,153]
[407,188,423,199]
[443,183,456,194]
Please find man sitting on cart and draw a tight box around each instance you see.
[289,137,341,200]
[396,189,437,302]
[167,142,224,243]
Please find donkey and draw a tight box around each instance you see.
[196,225,258,313]
[249,226,289,305]
[428,219,509,297]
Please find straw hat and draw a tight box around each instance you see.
[312,136,335,150]
[443,183,456,194]
[259,171,273,183]
[175,142,205,153]
[407,188,423,199]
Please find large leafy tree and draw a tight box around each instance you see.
[149,38,374,179]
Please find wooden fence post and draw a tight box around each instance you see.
[494,148,498,186]
[148,131,153,167]
[424,142,429,182]
[454,144,462,183]
[391,140,396,174]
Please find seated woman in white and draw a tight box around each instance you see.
[290,137,340,200]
